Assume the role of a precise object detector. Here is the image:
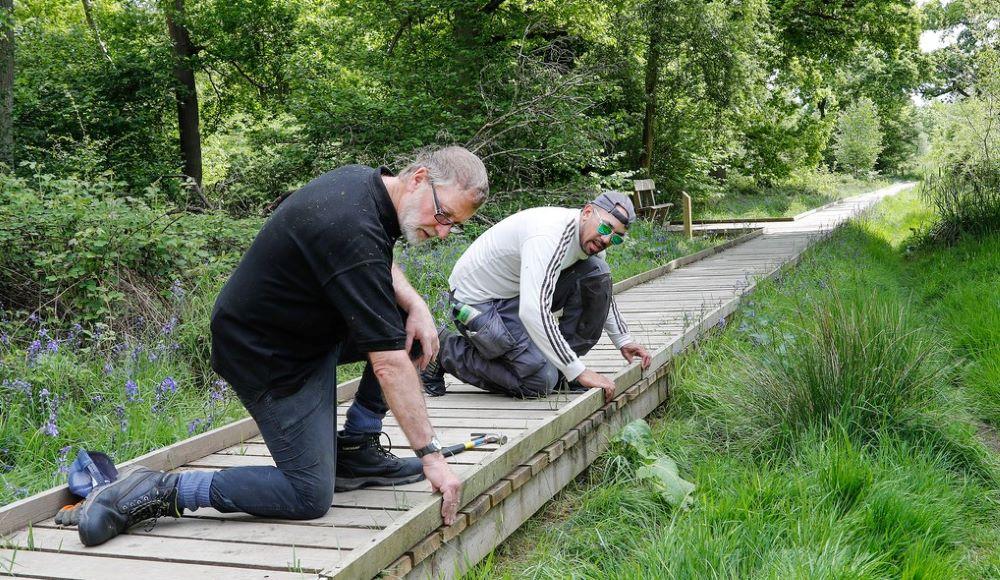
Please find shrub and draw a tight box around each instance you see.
[0,171,259,324]
[920,163,1000,243]
[728,292,950,449]
[833,98,884,176]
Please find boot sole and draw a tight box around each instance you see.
[334,472,425,492]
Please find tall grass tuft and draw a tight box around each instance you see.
[921,163,1000,243]
[730,292,951,451]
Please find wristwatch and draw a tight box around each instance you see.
[414,436,443,458]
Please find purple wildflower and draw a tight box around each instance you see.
[42,413,59,437]
[103,362,114,375]
[38,328,48,339]
[125,379,139,402]
[46,340,59,354]
[91,394,104,404]
[210,378,228,403]
[161,317,177,336]
[717,316,727,329]
[0,332,9,346]
[170,342,180,351]
[26,340,42,365]
[170,280,185,301]
[147,351,158,362]
[159,377,177,393]
[27,312,39,324]
[114,405,128,432]
[39,387,50,400]
[57,445,71,474]
[187,418,203,434]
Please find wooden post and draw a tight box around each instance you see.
[681,191,692,239]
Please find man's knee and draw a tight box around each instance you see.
[285,483,333,520]
[520,364,560,397]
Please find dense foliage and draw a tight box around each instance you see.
[4,0,930,210]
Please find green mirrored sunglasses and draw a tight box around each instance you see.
[597,220,625,245]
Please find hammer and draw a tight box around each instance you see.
[442,432,508,457]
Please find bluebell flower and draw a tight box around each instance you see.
[91,394,104,404]
[170,280,185,301]
[159,377,177,393]
[125,379,139,401]
[39,387,50,400]
[187,418,204,434]
[57,445,71,474]
[0,332,9,346]
[103,362,113,375]
[26,340,42,365]
[46,340,59,354]
[161,317,177,336]
[43,413,59,437]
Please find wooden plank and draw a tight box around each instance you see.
[0,549,313,580]
[331,489,432,510]
[184,506,404,529]
[55,516,379,550]
[4,526,346,572]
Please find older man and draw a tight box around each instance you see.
[78,147,488,546]
[422,192,651,401]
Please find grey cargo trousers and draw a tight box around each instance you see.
[438,257,613,398]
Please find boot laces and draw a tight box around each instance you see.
[369,432,399,460]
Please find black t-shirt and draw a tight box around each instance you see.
[210,165,407,393]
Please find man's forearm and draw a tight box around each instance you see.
[391,262,425,313]
[370,350,435,448]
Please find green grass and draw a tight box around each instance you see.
[689,170,890,221]
[474,187,1000,579]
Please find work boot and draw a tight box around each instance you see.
[421,358,447,397]
[77,467,181,546]
[421,327,456,397]
[335,432,425,492]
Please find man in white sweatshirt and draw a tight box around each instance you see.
[421,192,651,401]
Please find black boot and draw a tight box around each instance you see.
[77,467,181,546]
[422,327,456,397]
[421,358,447,397]
[335,432,425,492]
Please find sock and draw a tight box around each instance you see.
[342,401,384,436]
[176,470,215,512]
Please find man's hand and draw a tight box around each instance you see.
[405,304,439,370]
[422,454,462,525]
[575,369,616,403]
[620,342,652,369]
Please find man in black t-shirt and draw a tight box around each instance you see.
[78,147,488,547]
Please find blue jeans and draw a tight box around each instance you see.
[208,342,392,519]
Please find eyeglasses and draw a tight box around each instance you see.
[595,210,626,245]
[429,178,463,234]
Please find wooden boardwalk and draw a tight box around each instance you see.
[0,183,913,579]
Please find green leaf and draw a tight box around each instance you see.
[637,456,696,509]
[618,419,656,461]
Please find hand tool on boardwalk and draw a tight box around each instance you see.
[441,432,508,457]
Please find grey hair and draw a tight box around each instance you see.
[399,146,489,207]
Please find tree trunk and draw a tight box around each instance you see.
[81,0,113,64]
[639,1,663,175]
[165,0,202,188]
[0,0,14,168]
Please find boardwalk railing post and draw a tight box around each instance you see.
[681,191,692,239]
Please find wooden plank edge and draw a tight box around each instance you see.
[403,365,673,579]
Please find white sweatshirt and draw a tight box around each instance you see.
[449,207,633,381]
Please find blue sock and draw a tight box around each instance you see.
[342,402,384,436]
[176,471,214,512]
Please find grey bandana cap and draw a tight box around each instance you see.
[591,191,637,228]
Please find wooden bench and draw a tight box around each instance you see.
[631,179,673,221]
